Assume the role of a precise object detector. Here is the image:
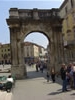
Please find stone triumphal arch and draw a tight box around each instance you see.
[6,8,64,79]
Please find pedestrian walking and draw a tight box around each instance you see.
[60,63,68,92]
[46,71,50,82]
[40,63,44,73]
[36,62,39,72]
[51,67,55,83]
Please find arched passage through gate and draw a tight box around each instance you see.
[24,32,49,61]
[6,8,64,79]
[23,31,49,77]
[20,30,51,76]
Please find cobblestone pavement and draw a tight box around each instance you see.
[0,65,75,100]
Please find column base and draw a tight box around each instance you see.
[11,64,27,79]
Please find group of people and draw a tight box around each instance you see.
[46,62,75,92]
[36,62,47,73]
[60,62,75,92]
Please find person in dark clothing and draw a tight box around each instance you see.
[66,63,73,88]
[60,63,67,92]
[36,63,39,72]
[51,67,55,83]
[40,63,44,73]
[46,72,50,82]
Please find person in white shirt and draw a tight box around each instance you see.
[4,75,14,92]
[7,75,14,83]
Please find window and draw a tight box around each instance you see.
[1,50,3,52]
[1,54,3,57]
[8,49,10,51]
[27,52,29,57]
[4,54,7,59]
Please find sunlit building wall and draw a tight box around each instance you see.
[60,0,75,63]
[23,42,42,63]
[0,42,45,64]
[0,43,11,64]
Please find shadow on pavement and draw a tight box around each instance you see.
[26,70,46,79]
[26,69,63,85]
[48,89,72,96]
[43,81,53,84]
[48,89,71,95]
[48,91,63,95]
[57,89,62,91]
[70,93,75,95]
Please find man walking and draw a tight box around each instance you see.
[60,63,67,92]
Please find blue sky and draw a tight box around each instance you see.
[0,0,64,48]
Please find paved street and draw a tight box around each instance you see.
[0,65,75,100]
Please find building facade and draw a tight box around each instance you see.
[60,0,75,63]
[23,42,39,64]
[0,42,46,65]
[23,42,46,64]
[0,43,11,64]
[38,46,47,62]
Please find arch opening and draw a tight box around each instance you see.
[24,32,49,48]
[22,32,50,78]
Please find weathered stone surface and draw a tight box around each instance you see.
[6,8,64,79]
